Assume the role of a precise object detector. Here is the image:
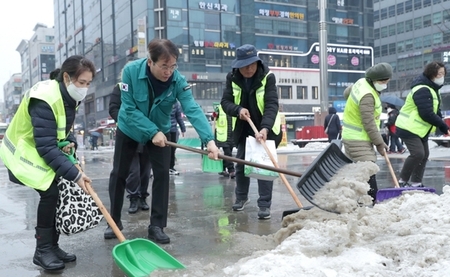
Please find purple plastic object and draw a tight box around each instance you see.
[376,187,436,203]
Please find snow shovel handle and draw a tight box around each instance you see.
[245,117,304,208]
[166,141,302,178]
[75,164,127,242]
[384,152,399,188]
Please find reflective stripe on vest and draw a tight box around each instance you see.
[231,72,280,135]
[0,80,67,190]
[342,78,381,141]
[396,85,439,137]
[216,105,228,142]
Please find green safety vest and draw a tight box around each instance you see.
[0,80,67,191]
[216,105,228,142]
[231,72,281,135]
[396,85,439,137]
[342,78,381,141]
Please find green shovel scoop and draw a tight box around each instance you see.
[58,141,185,276]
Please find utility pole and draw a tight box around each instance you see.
[319,0,329,113]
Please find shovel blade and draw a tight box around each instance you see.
[296,142,353,213]
[202,155,223,173]
[376,187,436,203]
[112,238,185,277]
[281,206,314,219]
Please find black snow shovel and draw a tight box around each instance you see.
[167,139,351,215]
[166,141,305,208]
[283,140,353,216]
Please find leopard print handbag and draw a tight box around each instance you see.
[55,177,103,235]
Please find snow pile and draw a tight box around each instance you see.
[224,183,449,277]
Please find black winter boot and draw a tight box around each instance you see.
[128,198,139,214]
[33,227,65,271]
[52,228,76,263]
[139,197,149,210]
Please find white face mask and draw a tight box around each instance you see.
[433,76,445,86]
[67,82,88,101]
[374,82,387,91]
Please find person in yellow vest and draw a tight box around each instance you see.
[342,62,392,203]
[213,104,235,178]
[221,44,282,219]
[0,55,96,271]
[396,61,450,187]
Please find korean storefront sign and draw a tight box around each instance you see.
[198,2,228,11]
[314,45,372,56]
[193,41,236,48]
[168,9,181,21]
[258,9,304,20]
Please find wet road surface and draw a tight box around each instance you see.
[0,145,449,276]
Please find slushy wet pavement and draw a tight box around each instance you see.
[1,143,449,277]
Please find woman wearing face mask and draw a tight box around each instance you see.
[341,62,392,204]
[396,61,450,187]
[0,55,96,271]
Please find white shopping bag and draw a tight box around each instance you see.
[244,136,279,181]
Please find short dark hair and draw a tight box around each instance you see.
[53,55,96,82]
[147,39,179,63]
[49,69,60,80]
[423,61,446,79]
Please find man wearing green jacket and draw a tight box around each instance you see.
[106,39,220,244]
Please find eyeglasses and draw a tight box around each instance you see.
[153,62,178,72]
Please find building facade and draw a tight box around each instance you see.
[53,0,374,130]
[2,73,22,122]
[15,23,56,102]
[373,0,450,110]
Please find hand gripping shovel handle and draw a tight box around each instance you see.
[384,151,399,188]
[245,118,303,208]
[75,164,127,242]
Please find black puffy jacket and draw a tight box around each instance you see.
[221,61,282,146]
[109,84,121,122]
[9,81,80,184]
[397,74,449,139]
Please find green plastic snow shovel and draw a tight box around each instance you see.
[58,141,185,276]
[202,155,223,172]
[201,115,223,173]
[84,180,185,276]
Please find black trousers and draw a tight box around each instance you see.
[36,180,59,229]
[234,140,273,208]
[399,136,429,183]
[125,151,151,199]
[368,174,377,203]
[109,128,171,228]
[222,146,235,173]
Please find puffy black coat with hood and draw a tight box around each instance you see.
[396,74,449,139]
[8,81,80,185]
